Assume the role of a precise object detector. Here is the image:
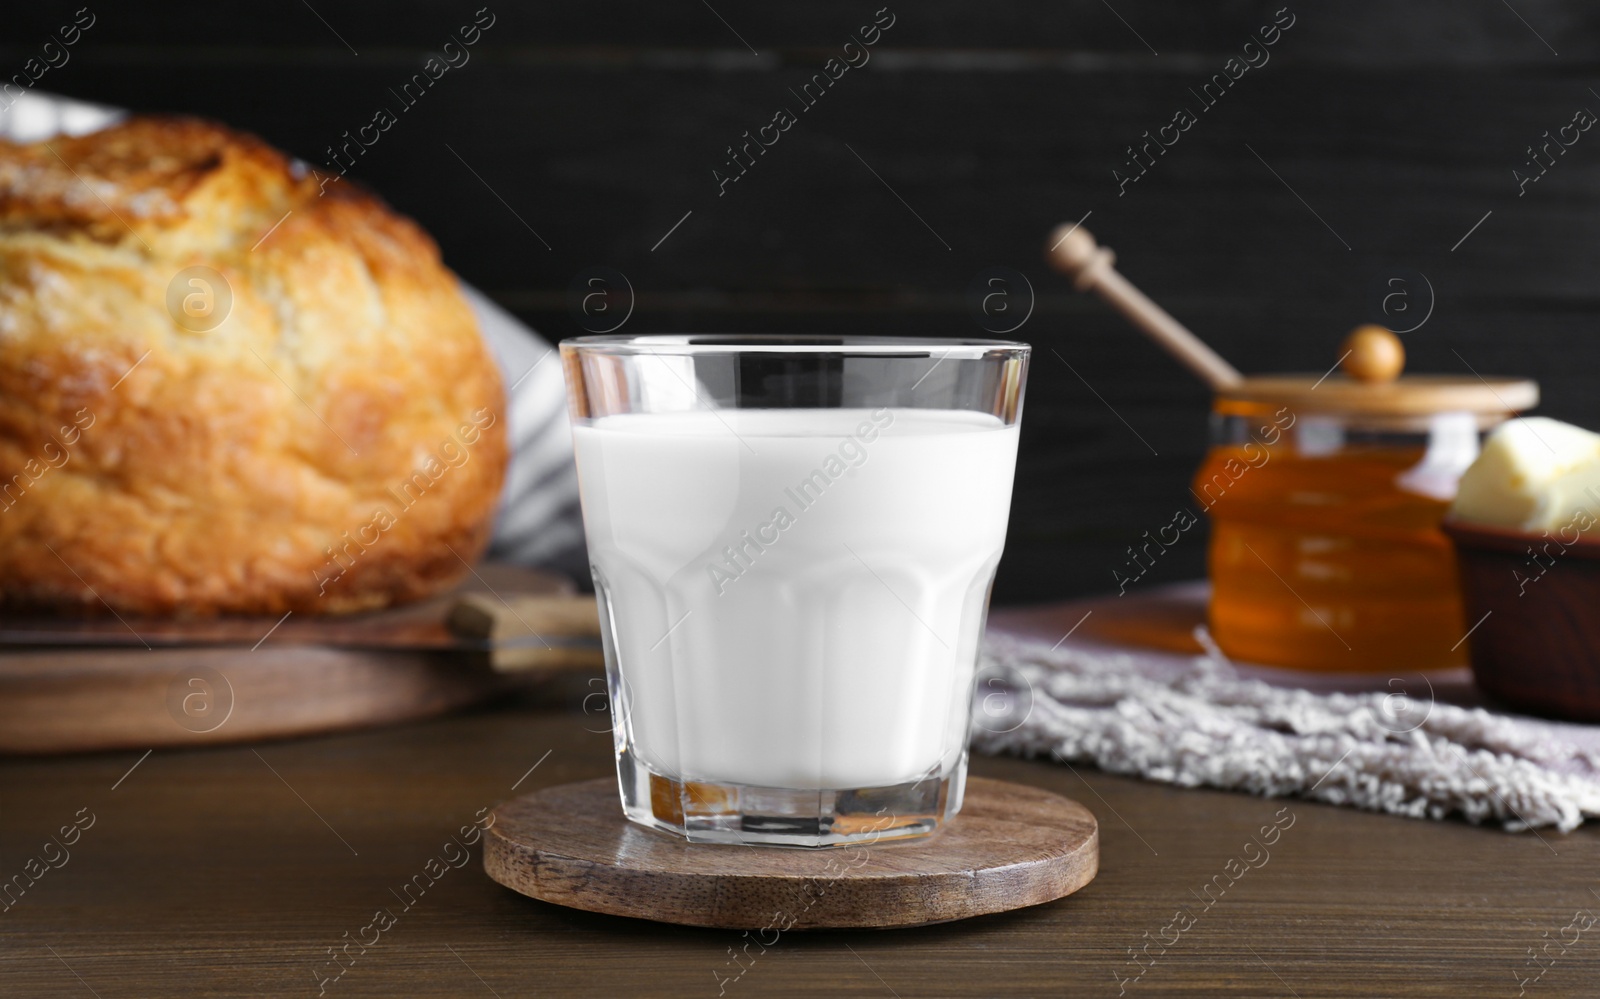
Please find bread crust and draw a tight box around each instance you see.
[0,117,507,616]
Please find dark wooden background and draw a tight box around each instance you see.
[10,0,1600,604]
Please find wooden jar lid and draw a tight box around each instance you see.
[1216,325,1537,419]
[1218,373,1539,418]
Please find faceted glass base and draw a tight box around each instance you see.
[615,747,966,848]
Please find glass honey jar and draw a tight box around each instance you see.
[1195,328,1537,672]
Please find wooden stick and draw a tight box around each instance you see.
[1046,224,1242,390]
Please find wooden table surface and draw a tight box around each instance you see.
[4,673,1597,998]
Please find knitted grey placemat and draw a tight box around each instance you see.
[972,630,1600,833]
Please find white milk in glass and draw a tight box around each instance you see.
[573,407,1019,790]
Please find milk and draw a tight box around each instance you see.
[573,407,1019,790]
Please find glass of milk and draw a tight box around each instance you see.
[561,336,1029,847]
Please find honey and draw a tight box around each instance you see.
[1039,224,1538,673]
[1196,433,1465,672]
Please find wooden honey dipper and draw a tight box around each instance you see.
[1046,224,1243,390]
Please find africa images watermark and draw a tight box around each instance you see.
[0,7,96,113]
[704,408,895,595]
[1114,405,1296,595]
[0,807,96,916]
[309,7,497,196]
[0,408,95,512]
[166,665,237,736]
[1514,894,1600,996]
[1511,490,1600,597]
[313,407,498,596]
[712,6,896,198]
[1513,102,1596,198]
[1113,805,1297,993]
[312,806,495,994]
[1112,6,1296,197]
[2,341,156,514]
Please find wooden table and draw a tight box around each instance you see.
[3,673,1597,997]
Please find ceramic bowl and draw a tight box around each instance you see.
[1445,519,1600,721]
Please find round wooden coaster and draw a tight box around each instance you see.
[483,776,1098,929]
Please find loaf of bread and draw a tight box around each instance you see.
[0,116,506,615]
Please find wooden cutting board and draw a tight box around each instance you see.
[0,565,600,755]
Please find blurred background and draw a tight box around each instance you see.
[11,0,1599,605]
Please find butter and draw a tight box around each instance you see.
[1450,417,1600,531]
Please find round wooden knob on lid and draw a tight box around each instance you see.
[1340,324,1405,383]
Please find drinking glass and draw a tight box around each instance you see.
[561,335,1029,846]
